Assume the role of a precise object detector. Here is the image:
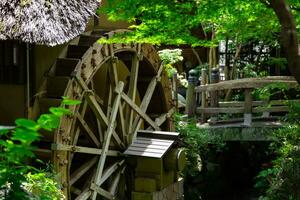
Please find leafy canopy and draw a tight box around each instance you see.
[98,0,300,46]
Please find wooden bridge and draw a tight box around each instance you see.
[183,68,299,141]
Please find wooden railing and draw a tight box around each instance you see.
[185,68,299,126]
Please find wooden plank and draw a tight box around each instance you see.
[90,183,113,200]
[109,168,122,195]
[99,160,125,186]
[126,48,140,134]
[133,139,173,146]
[153,107,175,128]
[121,92,161,130]
[136,137,174,144]
[70,156,98,185]
[124,150,162,158]
[51,144,120,156]
[137,130,179,140]
[106,83,112,119]
[108,50,127,145]
[196,107,244,114]
[74,190,91,200]
[130,143,169,150]
[126,146,168,154]
[253,106,289,113]
[76,113,101,147]
[244,88,253,126]
[201,68,208,123]
[195,76,297,92]
[219,100,299,107]
[131,63,164,138]
[92,82,124,200]
[71,187,81,195]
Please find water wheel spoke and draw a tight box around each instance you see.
[91,183,114,200]
[109,165,125,196]
[131,62,164,137]
[94,93,104,106]
[99,160,125,186]
[76,112,101,147]
[108,57,127,143]
[71,186,82,195]
[96,117,104,143]
[70,156,98,186]
[92,82,124,200]
[125,45,141,134]
[106,83,113,119]
[121,92,160,130]
[51,143,120,156]
[146,107,176,130]
[75,75,125,148]
[72,100,88,145]
[74,189,91,200]
[108,48,127,142]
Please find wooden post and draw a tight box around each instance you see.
[208,68,220,124]
[185,69,198,117]
[244,88,253,126]
[172,72,179,112]
[201,68,208,123]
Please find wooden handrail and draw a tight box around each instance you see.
[185,72,299,126]
[196,76,298,92]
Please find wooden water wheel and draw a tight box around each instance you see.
[31,30,174,200]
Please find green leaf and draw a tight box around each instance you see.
[12,127,40,143]
[62,96,81,106]
[0,128,9,136]
[49,107,72,117]
[15,118,39,131]
[37,114,60,131]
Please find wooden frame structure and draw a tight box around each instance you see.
[30,30,174,199]
[186,72,298,126]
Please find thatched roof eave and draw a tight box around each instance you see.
[0,0,100,46]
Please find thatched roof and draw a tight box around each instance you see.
[0,0,99,46]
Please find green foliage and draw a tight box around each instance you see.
[0,98,80,199]
[266,57,288,70]
[252,83,291,101]
[158,49,183,78]
[174,114,225,177]
[158,49,183,65]
[98,0,300,47]
[255,102,300,200]
[24,172,63,200]
[240,64,258,78]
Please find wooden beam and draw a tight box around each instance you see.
[109,169,122,195]
[244,88,253,126]
[121,92,161,130]
[108,49,127,144]
[92,82,124,200]
[74,190,91,200]
[70,156,98,185]
[74,75,125,148]
[131,63,164,138]
[99,160,125,186]
[196,107,244,114]
[253,106,289,113]
[126,48,140,135]
[90,183,113,200]
[219,99,300,107]
[196,76,297,92]
[51,144,120,156]
[76,113,101,148]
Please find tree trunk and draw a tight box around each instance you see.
[269,0,300,84]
